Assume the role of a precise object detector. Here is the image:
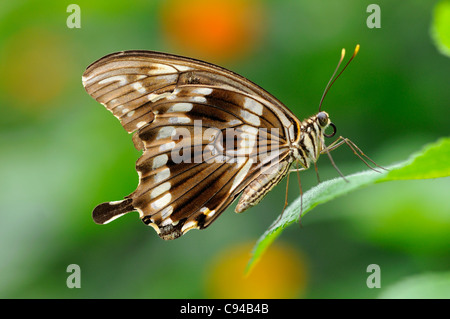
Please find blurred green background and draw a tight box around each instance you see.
[0,0,449,298]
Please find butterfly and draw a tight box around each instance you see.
[83,45,380,240]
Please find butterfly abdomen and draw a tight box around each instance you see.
[235,159,292,213]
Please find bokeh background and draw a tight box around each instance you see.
[1,0,449,298]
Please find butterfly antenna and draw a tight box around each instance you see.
[318,44,360,112]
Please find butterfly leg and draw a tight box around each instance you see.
[295,162,303,227]
[314,162,321,184]
[273,172,290,225]
[322,136,385,173]
[288,164,305,225]
[283,172,290,213]
[272,164,306,227]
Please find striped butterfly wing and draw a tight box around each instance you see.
[83,50,300,240]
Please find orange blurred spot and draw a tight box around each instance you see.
[206,242,308,298]
[161,0,265,61]
[0,28,72,112]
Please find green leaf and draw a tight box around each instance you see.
[378,272,450,299]
[380,137,450,180]
[246,137,450,273]
[431,0,450,57]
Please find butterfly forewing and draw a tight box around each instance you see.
[83,50,300,239]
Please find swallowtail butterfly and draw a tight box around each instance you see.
[83,45,379,240]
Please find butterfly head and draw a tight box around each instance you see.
[316,111,330,128]
[316,111,336,138]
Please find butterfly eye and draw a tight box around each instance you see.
[317,112,329,127]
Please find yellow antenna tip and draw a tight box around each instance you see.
[341,48,346,59]
[354,44,360,55]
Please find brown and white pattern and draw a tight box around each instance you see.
[82,50,352,240]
